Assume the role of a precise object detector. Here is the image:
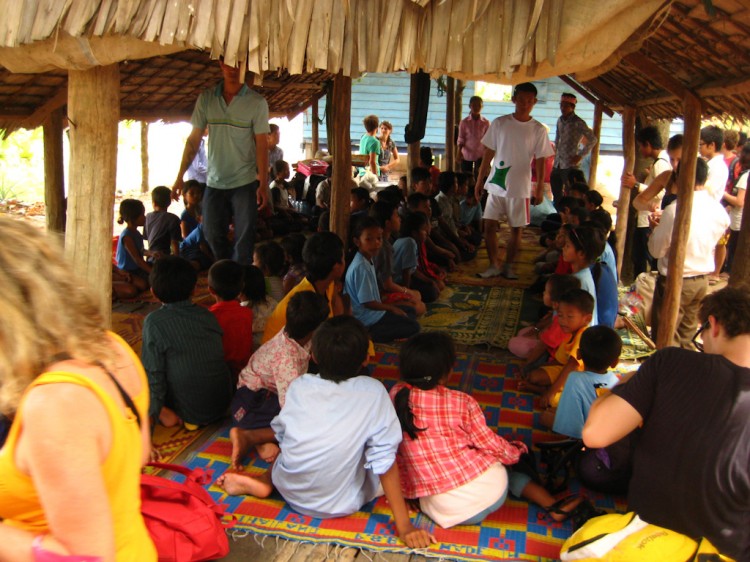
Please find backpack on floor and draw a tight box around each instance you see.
[141,462,235,562]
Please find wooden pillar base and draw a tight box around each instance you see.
[43,107,66,233]
[615,106,636,281]
[330,73,352,246]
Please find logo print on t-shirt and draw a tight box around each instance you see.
[490,161,511,191]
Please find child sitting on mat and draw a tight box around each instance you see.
[254,240,286,303]
[217,316,433,549]
[229,291,330,468]
[390,332,592,529]
[240,265,278,350]
[115,198,151,293]
[519,289,594,410]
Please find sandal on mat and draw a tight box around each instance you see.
[542,496,606,529]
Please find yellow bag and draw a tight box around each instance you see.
[560,512,734,561]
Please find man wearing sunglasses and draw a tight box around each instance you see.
[582,287,750,560]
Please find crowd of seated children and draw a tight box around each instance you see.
[217,316,433,549]
[280,233,307,295]
[142,256,232,430]
[581,219,619,328]
[391,332,597,529]
[509,274,582,369]
[435,171,477,260]
[346,216,421,343]
[240,264,278,349]
[561,224,601,326]
[263,232,346,344]
[545,326,621,438]
[393,211,445,303]
[406,191,456,270]
[179,205,214,271]
[370,200,426,316]
[144,185,181,259]
[180,179,203,238]
[230,292,330,468]
[115,198,151,294]
[456,172,483,246]
[519,288,594,410]
[568,182,589,201]
[208,259,254,383]
[583,189,603,212]
[420,146,441,190]
[269,160,307,234]
[253,241,286,302]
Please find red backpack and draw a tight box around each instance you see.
[141,462,235,562]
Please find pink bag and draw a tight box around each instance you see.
[140,462,234,562]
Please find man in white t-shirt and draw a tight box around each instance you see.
[474,83,554,279]
[700,126,730,280]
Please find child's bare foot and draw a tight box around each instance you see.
[544,495,584,522]
[230,427,253,469]
[159,407,181,428]
[256,442,280,463]
[216,472,273,498]
[517,380,546,394]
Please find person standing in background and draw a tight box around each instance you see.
[456,96,490,180]
[550,93,597,202]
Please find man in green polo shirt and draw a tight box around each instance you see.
[173,58,270,265]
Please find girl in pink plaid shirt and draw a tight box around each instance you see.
[390,332,589,528]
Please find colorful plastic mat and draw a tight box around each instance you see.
[180,348,625,561]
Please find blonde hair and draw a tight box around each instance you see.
[0,216,113,415]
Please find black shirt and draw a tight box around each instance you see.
[613,348,750,560]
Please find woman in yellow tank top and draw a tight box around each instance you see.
[0,217,156,561]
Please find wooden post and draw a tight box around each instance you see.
[406,73,422,191]
[729,192,750,288]
[615,106,636,281]
[311,98,320,156]
[445,76,456,171]
[588,101,603,188]
[66,64,120,326]
[43,107,66,233]
[656,93,702,348]
[140,121,149,193]
[330,72,351,246]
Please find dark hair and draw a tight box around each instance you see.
[312,316,370,382]
[584,190,604,208]
[269,123,279,134]
[739,131,748,148]
[456,172,470,187]
[241,264,266,303]
[351,187,371,207]
[369,200,398,228]
[513,82,538,97]
[254,241,286,276]
[699,286,750,338]
[419,146,434,166]
[150,256,197,303]
[694,157,709,187]
[569,182,590,196]
[667,134,683,151]
[285,291,330,341]
[546,274,582,302]
[556,195,581,213]
[394,332,456,439]
[406,192,430,210]
[568,169,587,185]
[376,186,403,206]
[151,185,172,209]
[700,125,724,151]
[437,171,456,194]
[117,199,145,224]
[363,114,379,133]
[563,224,605,264]
[273,159,288,176]
[558,288,595,315]
[579,326,622,372]
[636,126,664,150]
[400,211,429,238]
[411,166,431,185]
[723,130,739,151]
[208,259,244,301]
[569,206,590,225]
[469,95,483,105]
[281,233,306,266]
[183,179,203,196]
[352,215,382,243]
[588,209,613,232]
[303,232,344,283]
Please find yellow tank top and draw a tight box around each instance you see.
[0,334,157,561]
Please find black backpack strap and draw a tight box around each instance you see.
[96,361,141,428]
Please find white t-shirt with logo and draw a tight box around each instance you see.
[730,170,747,231]
[481,114,554,199]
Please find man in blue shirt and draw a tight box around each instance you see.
[173,58,270,265]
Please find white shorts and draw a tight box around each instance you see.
[483,194,530,227]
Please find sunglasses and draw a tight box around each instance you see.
[692,320,709,352]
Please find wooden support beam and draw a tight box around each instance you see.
[588,102,603,188]
[445,76,455,171]
[559,75,614,117]
[17,86,68,129]
[43,107,66,233]
[656,93,702,349]
[623,53,707,114]
[329,72,351,247]
[311,98,319,156]
[586,77,630,108]
[406,73,422,191]
[140,121,149,193]
[615,106,636,281]
[66,64,120,327]
[729,187,750,289]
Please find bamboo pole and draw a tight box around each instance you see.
[311,99,320,156]
[588,101,603,188]
[729,188,750,288]
[406,72,421,191]
[140,121,149,193]
[330,72,351,247]
[66,64,120,326]
[445,76,455,171]
[656,93,702,349]
[615,106,636,281]
[43,107,66,233]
